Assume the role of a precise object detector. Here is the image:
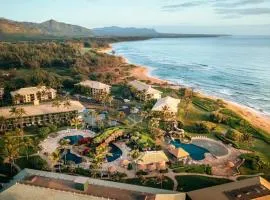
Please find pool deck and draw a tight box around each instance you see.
[189,137,249,176]
[40,129,96,155]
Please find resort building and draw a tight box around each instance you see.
[129,80,162,100]
[0,168,186,200]
[136,151,169,171]
[0,100,84,131]
[168,145,189,161]
[10,86,56,104]
[152,96,180,113]
[75,80,111,96]
[0,87,4,100]
[187,176,270,200]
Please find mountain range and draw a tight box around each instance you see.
[0,18,223,39]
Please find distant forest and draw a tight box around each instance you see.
[0,38,139,105]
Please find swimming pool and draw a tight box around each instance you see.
[106,144,122,162]
[171,139,209,160]
[63,135,83,145]
[62,149,82,164]
[192,139,228,157]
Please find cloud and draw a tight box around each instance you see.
[161,0,270,18]
[161,1,206,11]
[214,0,266,8]
[217,8,270,15]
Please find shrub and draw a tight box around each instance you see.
[226,129,242,142]
[136,170,148,176]
[127,163,133,170]
[38,127,51,138]
[47,124,57,132]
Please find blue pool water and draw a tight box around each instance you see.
[106,144,122,162]
[62,149,82,164]
[63,135,83,145]
[171,140,209,160]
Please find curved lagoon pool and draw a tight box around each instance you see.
[106,144,122,162]
[171,140,209,160]
[63,135,83,145]
[62,149,82,164]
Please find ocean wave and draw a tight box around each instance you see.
[218,88,234,96]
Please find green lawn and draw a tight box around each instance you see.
[124,176,174,190]
[175,175,232,192]
[173,165,211,174]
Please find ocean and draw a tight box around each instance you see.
[112,36,270,115]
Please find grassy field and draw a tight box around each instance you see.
[124,176,174,190]
[175,175,232,192]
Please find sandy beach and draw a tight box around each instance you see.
[100,46,270,134]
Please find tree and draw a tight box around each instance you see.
[2,129,21,171]
[51,150,61,172]
[241,132,253,144]
[129,149,140,159]
[21,136,34,160]
[9,107,26,128]
[70,117,82,130]
[117,111,126,121]
[0,116,7,132]
[88,109,97,127]
[106,95,113,107]
[148,118,159,133]
[38,127,51,138]
[226,129,242,142]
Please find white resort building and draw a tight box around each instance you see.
[129,80,162,100]
[75,80,111,96]
[0,100,84,131]
[152,96,180,113]
[11,86,56,104]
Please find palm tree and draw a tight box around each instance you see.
[51,150,61,172]
[148,118,159,133]
[70,117,82,130]
[52,97,62,108]
[242,132,253,144]
[9,107,26,128]
[117,111,126,121]
[0,116,7,132]
[2,131,21,172]
[161,105,173,121]
[21,136,34,160]
[106,95,113,107]
[88,109,97,127]
[63,99,71,109]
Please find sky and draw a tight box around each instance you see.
[1,0,270,35]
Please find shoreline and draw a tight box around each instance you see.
[101,45,270,134]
